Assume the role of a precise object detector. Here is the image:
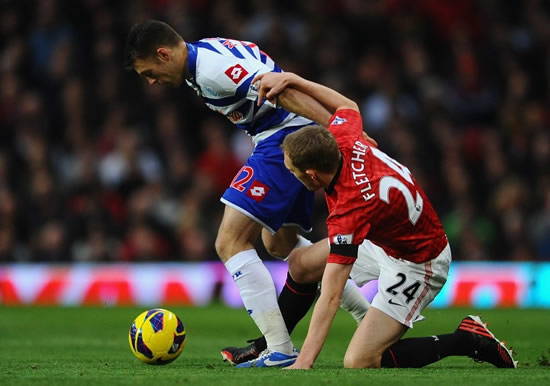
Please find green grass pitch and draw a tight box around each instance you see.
[1,305,548,385]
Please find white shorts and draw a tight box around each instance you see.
[350,241,451,328]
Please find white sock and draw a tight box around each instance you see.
[294,235,313,249]
[292,237,369,324]
[224,249,294,353]
[340,280,370,325]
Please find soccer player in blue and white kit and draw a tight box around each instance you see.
[124,20,371,367]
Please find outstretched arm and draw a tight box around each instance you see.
[285,262,353,369]
[253,72,358,114]
[253,72,377,145]
[276,87,333,127]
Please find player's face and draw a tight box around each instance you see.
[284,153,322,191]
[134,53,183,88]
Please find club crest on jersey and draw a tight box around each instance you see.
[246,180,269,202]
[225,64,249,84]
[250,81,259,93]
[330,116,347,125]
[333,233,353,245]
[227,111,244,123]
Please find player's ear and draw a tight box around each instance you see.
[305,170,317,180]
[156,47,170,62]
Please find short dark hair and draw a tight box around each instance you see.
[124,20,183,70]
[281,125,341,173]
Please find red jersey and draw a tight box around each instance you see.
[325,109,447,265]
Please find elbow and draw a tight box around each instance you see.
[325,293,343,311]
[335,99,359,113]
[341,99,359,112]
[318,287,342,311]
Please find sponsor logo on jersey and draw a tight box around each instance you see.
[225,64,249,84]
[330,116,347,125]
[204,86,220,97]
[207,105,224,114]
[246,179,270,202]
[333,233,353,245]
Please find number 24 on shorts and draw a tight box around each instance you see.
[386,273,421,304]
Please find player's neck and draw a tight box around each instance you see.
[178,41,191,79]
[323,158,343,193]
[318,172,335,190]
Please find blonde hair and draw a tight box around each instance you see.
[281,125,340,173]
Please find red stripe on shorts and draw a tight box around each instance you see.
[404,260,433,326]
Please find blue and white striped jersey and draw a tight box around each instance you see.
[185,38,311,142]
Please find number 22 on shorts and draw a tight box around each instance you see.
[230,166,254,192]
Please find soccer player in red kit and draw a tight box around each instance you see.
[242,71,518,369]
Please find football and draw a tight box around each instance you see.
[128,308,186,364]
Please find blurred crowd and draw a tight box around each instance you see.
[0,0,549,262]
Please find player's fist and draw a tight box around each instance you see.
[362,132,378,147]
[252,72,298,106]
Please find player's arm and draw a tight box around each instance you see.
[204,52,333,126]
[253,72,358,113]
[253,72,377,145]
[276,87,333,127]
[286,261,353,370]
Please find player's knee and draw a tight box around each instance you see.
[343,352,381,369]
[287,247,325,283]
[214,233,229,261]
[261,232,295,260]
[215,227,258,261]
[262,240,287,260]
[215,231,238,261]
[287,250,309,283]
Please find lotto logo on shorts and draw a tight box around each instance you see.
[246,180,269,202]
[225,64,248,84]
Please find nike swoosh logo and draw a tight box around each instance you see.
[388,299,404,307]
[263,357,296,367]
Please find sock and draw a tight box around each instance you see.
[253,272,318,353]
[294,235,313,249]
[280,236,317,331]
[340,280,370,325]
[279,272,318,332]
[381,332,475,368]
[224,249,293,353]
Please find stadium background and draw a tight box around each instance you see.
[0,0,549,309]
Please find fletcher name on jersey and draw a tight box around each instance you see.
[324,109,448,265]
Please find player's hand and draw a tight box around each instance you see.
[362,131,378,146]
[284,362,312,370]
[252,72,296,106]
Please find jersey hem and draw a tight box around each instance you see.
[252,115,313,145]
[327,254,356,265]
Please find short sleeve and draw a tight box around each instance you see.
[327,109,364,147]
